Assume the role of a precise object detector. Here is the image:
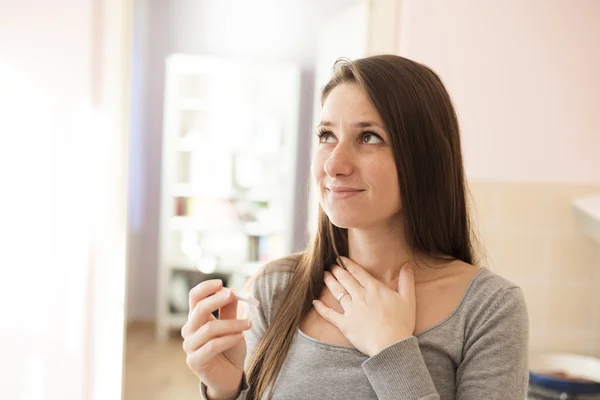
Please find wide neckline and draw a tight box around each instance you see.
[296,267,487,352]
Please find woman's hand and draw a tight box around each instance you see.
[312,256,416,357]
[181,279,251,399]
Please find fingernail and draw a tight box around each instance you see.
[312,300,318,306]
[405,265,413,273]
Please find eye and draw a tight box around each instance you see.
[316,129,335,143]
[361,132,383,144]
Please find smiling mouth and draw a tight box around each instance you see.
[327,188,365,199]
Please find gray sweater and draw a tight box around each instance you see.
[201,254,529,399]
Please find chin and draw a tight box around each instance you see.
[324,204,402,231]
[325,210,371,230]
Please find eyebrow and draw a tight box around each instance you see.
[317,120,384,129]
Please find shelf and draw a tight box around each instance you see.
[168,256,224,273]
[176,136,283,158]
[157,54,300,341]
[172,186,279,201]
[169,215,238,232]
[171,184,281,204]
[171,183,239,199]
[175,137,238,154]
[167,256,202,272]
[169,216,280,236]
[168,261,262,276]
[243,221,281,236]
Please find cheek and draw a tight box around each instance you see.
[372,160,401,204]
[311,153,326,181]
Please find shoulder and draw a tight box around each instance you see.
[471,267,526,312]
[245,251,302,290]
[462,267,528,336]
[242,252,303,321]
[469,267,522,298]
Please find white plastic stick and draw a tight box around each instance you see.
[232,290,260,308]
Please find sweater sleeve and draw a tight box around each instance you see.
[456,287,529,399]
[361,336,440,400]
[361,287,529,400]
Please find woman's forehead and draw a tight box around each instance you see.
[320,84,383,127]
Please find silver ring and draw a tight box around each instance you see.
[336,292,349,302]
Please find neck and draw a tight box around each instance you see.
[346,215,444,286]
[346,214,409,285]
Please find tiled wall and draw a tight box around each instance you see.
[468,181,600,358]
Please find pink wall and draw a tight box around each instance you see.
[398,0,600,183]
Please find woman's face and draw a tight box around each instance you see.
[311,83,401,229]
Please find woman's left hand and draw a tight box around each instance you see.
[312,256,416,357]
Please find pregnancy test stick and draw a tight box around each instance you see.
[232,290,260,308]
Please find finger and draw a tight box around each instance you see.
[398,263,416,307]
[330,264,363,297]
[324,271,352,308]
[181,312,215,340]
[183,318,252,353]
[312,299,343,328]
[188,279,223,313]
[337,256,374,289]
[184,288,234,335]
[219,290,240,320]
[186,332,245,371]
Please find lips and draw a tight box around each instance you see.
[326,186,365,199]
[327,186,364,193]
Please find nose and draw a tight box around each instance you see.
[324,144,354,178]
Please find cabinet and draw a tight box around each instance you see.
[156,54,301,340]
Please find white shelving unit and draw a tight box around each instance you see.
[156,54,301,340]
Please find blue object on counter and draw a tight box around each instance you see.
[529,371,600,395]
[529,352,600,397]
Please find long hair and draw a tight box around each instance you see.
[246,54,476,399]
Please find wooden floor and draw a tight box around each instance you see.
[123,322,201,400]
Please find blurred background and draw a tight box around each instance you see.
[1,0,599,399]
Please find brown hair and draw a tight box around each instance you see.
[246,54,476,399]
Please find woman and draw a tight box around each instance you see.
[181,54,529,400]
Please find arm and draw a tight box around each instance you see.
[361,337,440,400]
[456,287,529,399]
[360,287,529,400]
